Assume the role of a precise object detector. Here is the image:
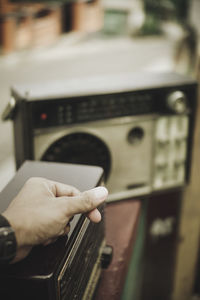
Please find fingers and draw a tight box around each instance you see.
[49,180,80,197]
[87,208,102,223]
[43,224,71,246]
[23,177,80,197]
[60,224,71,236]
[59,186,108,218]
[43,238,58,246]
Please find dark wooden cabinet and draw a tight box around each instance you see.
[140,190,182,300]
[121,189,182,300]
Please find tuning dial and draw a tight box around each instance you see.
[127,126,144,145]
[167,91,187,114]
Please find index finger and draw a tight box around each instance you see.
[58,186,108,217]
[49,180,80,197]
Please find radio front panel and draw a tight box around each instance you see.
[34,115,155,201]
[33,114,191,202]
[10,72,197,202]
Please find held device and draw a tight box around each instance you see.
[0,161,112,300]
[3,72,197,201]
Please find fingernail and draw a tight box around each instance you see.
[93,186,108,202]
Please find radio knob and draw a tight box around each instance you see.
[167,91,187,114]
[101,245,113,269]
[128,127,144,145]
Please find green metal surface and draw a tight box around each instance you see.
[121,199,147,300]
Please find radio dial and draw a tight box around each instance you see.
[167,91,187,114]
[128,127,144,145]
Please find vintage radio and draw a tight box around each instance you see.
[3,72,197,202]
[0,161,111,300]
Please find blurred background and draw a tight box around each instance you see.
[0,1,200,300]
[0,0,199,189]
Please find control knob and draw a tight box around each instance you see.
[167,91,187,113]
[101,245,113,269]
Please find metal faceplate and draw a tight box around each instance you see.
[34,114,190,202]
[34,115,155,201]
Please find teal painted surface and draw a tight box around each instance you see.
[121,199,147,300]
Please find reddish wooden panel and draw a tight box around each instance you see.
[95,199,141,300]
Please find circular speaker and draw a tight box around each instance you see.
[41,132,111,180]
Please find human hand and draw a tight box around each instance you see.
[2,177,108,263]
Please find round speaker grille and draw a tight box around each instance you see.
[41,132,111,180]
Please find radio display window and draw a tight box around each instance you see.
[32,91,155,129]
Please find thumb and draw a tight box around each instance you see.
[60,186,108,217]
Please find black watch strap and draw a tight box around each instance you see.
[0,214,17,264]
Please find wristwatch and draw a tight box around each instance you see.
[0,214,17,263]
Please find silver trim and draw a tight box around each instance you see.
[57,218,90,299]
